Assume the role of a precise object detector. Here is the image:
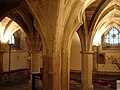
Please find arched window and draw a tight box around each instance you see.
[104,27,120,45]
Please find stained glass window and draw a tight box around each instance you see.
[104,27,120,45]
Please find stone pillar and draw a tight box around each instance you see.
[93,46,97,72]
[31,51,42,72]
[93,46,100,72]
[0,50,3,74]
[42,49,62,90]
[29,51,42,89]
[81,51,94,90]
[0,43,4,74]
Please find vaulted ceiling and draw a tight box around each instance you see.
[0,0,120,44]
[78,0,120,46]
[84,0,120,33]
[0,0,36,38]
[85,0,102,28]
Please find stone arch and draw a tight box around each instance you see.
[92,16,120,46]
[24,0,100,90]
[61,1,99,90]
[0,7,36,51]
[103,22,120,35]
[0,1,20,21]
[91,3,120,48]
[89,0,112,34]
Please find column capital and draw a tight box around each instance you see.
[80,51,94,54]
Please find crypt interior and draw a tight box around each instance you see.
[0,0,120,90]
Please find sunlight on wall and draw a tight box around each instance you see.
[93,26,105,46]
[0,17,21,43]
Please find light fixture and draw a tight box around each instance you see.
[7,35,14,83]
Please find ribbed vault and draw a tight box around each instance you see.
[1,0,119,90]
[91,0,120,46]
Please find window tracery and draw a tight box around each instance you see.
[104,27,120,45]
[102,27,120,50]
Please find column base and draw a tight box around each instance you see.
[81,84,93,90]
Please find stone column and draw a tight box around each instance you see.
[31,51,42,72]
[93,46,100,73]
[93,46,97,72]
[29,50,42,89]
[0,50,3,74]
[0,43,4,74]
[81,51,94,90]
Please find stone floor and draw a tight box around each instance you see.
[0,80,116,90]
[0,73,117,90]
[70,80,116,90]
